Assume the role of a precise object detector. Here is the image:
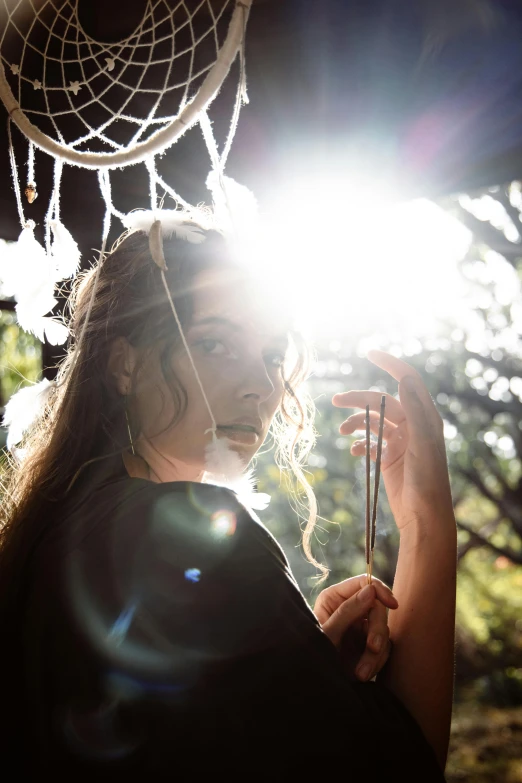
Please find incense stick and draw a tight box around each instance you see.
[365,404,371,585]
[365,395,386,584]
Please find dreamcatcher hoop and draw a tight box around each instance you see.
[1,0,267,503]
[0,0,251,168]
[0,0,255,345]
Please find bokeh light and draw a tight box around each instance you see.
[210,509,237,538]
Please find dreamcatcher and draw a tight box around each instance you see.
[0,0,272,505]
[0,0,252,344]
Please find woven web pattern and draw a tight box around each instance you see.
[1,0,234,154]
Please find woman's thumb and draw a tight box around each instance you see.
[321,584,375,648]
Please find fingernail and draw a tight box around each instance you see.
[357,664,371,681]
[404,376,416,392]
[357,585,373,603]
[371,634,382,652]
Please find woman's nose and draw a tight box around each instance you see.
[240,360,275,402]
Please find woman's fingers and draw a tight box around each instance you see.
[339,410,397,438]
[355,601,391,681]
[333,390,405,425]
[320,584,377,649]
[314,574,398,625]
[398,374,444,453]
[365,600,390,655]
[332,350,444,458]
[368,350,442,432]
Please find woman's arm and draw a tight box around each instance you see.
[381,518,456,770]
[333,353,457,770]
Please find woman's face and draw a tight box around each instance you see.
[131,266,290,480]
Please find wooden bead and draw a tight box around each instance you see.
[25,183,37,204]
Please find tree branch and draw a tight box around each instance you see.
[456,520,522,565]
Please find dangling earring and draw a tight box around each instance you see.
[124,396,135,455]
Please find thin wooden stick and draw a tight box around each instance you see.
[365,404,371,585]
[369,395,386,582]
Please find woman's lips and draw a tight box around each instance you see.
[216,425,260,445]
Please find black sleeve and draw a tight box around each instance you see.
[36,480,445,782]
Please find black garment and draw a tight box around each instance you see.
[14,455,445,780]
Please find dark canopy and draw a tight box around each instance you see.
[1,0,522,250]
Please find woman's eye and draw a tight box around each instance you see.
[197,338,233,357]
[265,352,286,368]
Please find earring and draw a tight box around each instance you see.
[124,397,136,455]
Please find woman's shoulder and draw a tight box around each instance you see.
[72,466,280,564]
[62,460,294,606]
[51,463,322,663]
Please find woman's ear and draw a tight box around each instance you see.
[107,336,138,396]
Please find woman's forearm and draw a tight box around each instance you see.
[378,517,457,770]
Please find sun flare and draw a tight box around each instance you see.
[259,178,473,345]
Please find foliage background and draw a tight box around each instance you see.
[1,184,522,781]
[255,184,522,781]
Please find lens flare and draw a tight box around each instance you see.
[210,509,237,538]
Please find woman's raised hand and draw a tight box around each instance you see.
[332,349,454,532]
[314,575,398,681]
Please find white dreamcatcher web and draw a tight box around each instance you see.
[0,0,252,347]
[0,0,247,164]
[0,0,269,510]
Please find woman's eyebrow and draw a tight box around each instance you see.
[190,316,240,331]
[191,317,289,346]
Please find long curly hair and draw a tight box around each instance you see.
[0,226,328,620]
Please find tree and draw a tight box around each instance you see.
[257,181,522,694]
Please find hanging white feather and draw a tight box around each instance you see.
[3,222,64,340]
[11,445,28,465]
[206,171,259,238]
[202,435,271,511]
[3,222,53,303]
[16,292,58,340]
[0,238,20,298]
[148,220,167,270]
[229,469,271,511]
[122,210,208,244]
[203,434,245,485]
[42,316,69,346]
[2,378,54,449]
[50,220,81,280]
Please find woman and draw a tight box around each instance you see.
[0,220,456,780]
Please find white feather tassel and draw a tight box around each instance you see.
[2,223,63,342]
[204,435,245,485]
[122,210,208,244]
[50,220,81,280]
[0,238,21,298]
[8,223,53,299]
[231,469,271,511]
[2,378,54,449]
[0,223,71,345]
[42,317,69,346]
[203,435,271,511]
[206,171,259,238]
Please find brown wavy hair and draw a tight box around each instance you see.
[0,227,328,618]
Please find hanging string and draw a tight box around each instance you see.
[221,2,249,170]
[158,265,217,437]
[45,157,63,253]
[97,169,127,222]
[199,111,221,173]
[152,171,192,211]
[199,111,242,241]
[27,140,35,184]
[146,156,158,214]
[56,170,112,390]
[7,118,26,227]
